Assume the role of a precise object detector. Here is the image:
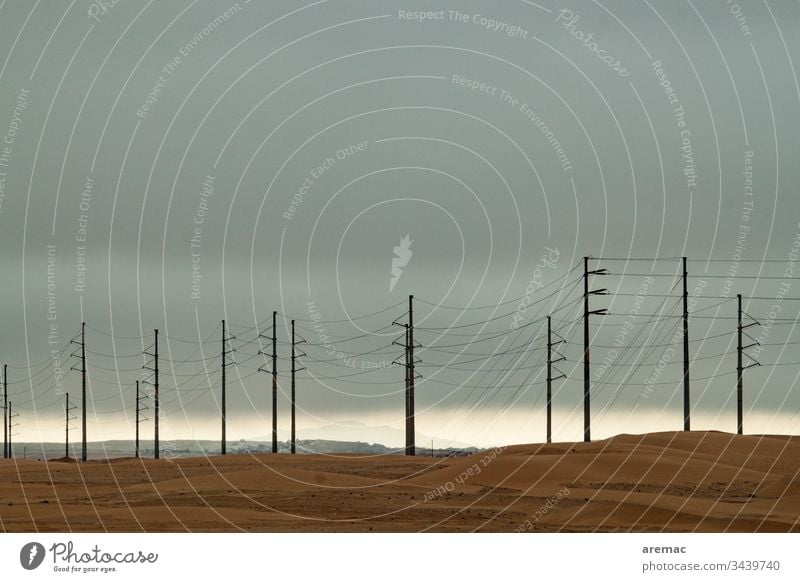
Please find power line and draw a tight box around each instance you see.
[607,273,798,280]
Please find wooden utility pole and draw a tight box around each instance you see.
[222,320,226,454]
[683,257,691,431]
[584,257,589,442]
[65,393,69,458]
[82,323,86,461]
[135,381,141,458]
[407,295,416,456]
[290,320,305,454]
[583,258,608,443]
[291,320,296,455]
[405,323,410,451]
[272,311,278,453]
[2,364,7,459]
[257,314,279,452]
[7,401,11,459]
[737,294,743,435]
[154,329,159,459]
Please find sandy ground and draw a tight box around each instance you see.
[1,431,798,532]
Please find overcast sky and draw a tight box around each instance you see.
[1,0,799,449]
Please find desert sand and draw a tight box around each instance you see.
[1,431,798,532]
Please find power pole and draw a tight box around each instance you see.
[257,313,279,452]
[143,330,159,459]
[2,364,7,459]
[135,380,149,459]
[272,312,278,453]
[408,295,416,456]
[81,323,86,462]
[222,320,226,455]
[290,320,306,454]
[154,330,158,459]
[583,258,608,443]
[220,320,235,455]
[546,316,566,444]
[737,293,761,435]
[70,323,87,461]
[584,257,589,443]
[65,393,77,458]
[405,323,410,452]
[683,257,691,431]
[737,295,742,435]
[65,393,69,458]
[290,320,295,455]
[392,301,421,456]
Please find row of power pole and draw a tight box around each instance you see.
[254,314,306,455]
[577,257,761,443]
[134,317,308,459]
[3,272,768,462]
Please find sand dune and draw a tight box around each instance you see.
[1,431,798,532]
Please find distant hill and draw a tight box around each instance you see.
[254,419,474,450]
[8,438,478,460]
